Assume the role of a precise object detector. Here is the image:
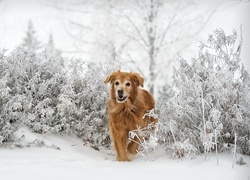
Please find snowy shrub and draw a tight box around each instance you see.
[0,21,68,138]
[68,58,121,149]
[0,21,68,143]
[65,62,110,149]
[129,124,158,161]
[159,29,250,156]
[0,40,120,150]
[157,118,198,158]
[0,47,104,148]
[0,45,68,136]
[24,49,67,134]
[0,21,116,149]
[0,48,32,144]
[128,109,159,161]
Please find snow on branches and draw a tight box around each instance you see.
[0,46,113,149]
[158,29,250,158]
[129,109,158,161]
[0,27,249,163]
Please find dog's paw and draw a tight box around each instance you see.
[116,156,131,162]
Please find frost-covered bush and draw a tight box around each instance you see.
[0,48,32,144]
[0,43,119,150]
[0,48,102,147]
[25,52,67,134]
[156,119,198,158]
[128,109,159,161]
[24,51,112,150]
[0,46,67,137]
[67,57,122,149]
[0,21,118,149]
[159,29,250,156]
[0,21,68,138]
[62,60,110,149]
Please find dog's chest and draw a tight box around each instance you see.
[110,106,144,130]
[108,98,149,127]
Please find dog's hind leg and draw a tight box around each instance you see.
[127,137,140,155]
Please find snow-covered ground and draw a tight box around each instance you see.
[0,127,249,180]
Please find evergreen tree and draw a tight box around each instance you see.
[44,34,61,59]
[22,20,41,59]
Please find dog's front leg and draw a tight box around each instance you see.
[115,131,130,162]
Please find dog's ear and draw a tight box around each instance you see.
[131,72,144,87]
[104,71,119,84]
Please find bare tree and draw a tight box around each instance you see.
[46,0,125,60]
[116,0,222,95]
[47,0,222,96]
[44,0,93,55]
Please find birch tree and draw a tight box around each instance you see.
[117,0,222,95]
[48,0,222,96]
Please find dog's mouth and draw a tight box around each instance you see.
[116,95,127,103]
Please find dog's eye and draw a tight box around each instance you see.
[126,82,131,87]
[115,81,119,86]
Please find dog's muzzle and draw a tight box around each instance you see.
[117,89,127,103]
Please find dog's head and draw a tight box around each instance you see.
[104,71,144,103]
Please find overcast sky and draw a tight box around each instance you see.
[0,0,249,70]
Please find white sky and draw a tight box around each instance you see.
[0,0,71,51]
[0,0,249,70]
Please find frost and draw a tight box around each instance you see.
[0,36,114,149]
[0,27,249,161]
[129,123,158,161]
[158,29,250,158]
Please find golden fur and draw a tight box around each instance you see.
[104,71,158,161]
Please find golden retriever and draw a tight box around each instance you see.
[104,71,158,161]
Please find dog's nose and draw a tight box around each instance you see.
[117,89,123,96]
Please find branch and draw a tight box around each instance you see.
[67,19,93,31]
[237,25,243,57]
[126,53,146,78]
[117,26,149,54]
[191,0,223,36]
[60,49,88,54]
[62,22,91,44]
[157,1,194,49]
[157,13,178,48]
[42,0,91,14]
[122,12,149,47]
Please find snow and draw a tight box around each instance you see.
[1,127,249,180]
[0,1,250,179]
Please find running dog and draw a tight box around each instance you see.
[104,71,158,161]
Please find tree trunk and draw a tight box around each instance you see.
[148,0,156,95]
